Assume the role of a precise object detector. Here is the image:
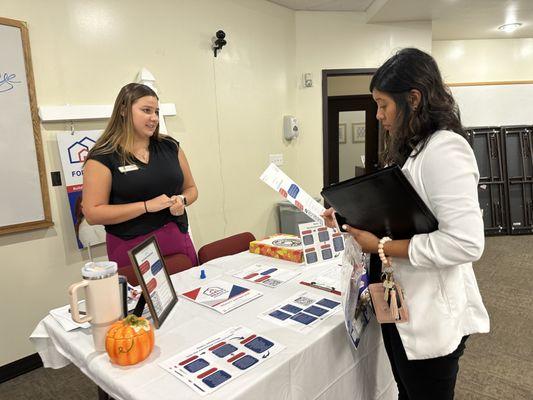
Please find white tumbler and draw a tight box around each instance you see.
[69,261,122,351]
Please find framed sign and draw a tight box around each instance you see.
[338,123,347,144]
[128,236,178,328]
[352,123,365,143]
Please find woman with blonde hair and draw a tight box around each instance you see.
[83,83,198,273]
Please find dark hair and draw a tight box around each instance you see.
[370,48,465,166]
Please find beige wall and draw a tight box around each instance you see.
[0,0,296,366]
[433,38,533,83]
[294,13,432,196]
[328,75,373,96]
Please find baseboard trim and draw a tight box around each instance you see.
[0,353,43,384]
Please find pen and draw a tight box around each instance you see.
[300,281,341,296]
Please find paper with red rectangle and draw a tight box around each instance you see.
[160,326,284,396]
[232,264,301,288]
[180,280,262,314]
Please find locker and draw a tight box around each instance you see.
[477,183,508,235]
[503,126,533,234]
[466,127,509,235]
[466,127,505,182]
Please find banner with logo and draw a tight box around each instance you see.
[57,130,105,249]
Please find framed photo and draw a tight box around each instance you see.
[352,123,366,143]
[128,235,178,328]
[339,123,347,144]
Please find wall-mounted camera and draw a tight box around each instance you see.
[212,30,227,57]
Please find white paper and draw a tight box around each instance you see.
[259,290,341,333]
[298,221,345,265]
[260,163,325,225]
[304,263,343,291]
[180,280,262,314]
[49,303,90,331]
[232,263,301,288]
[160,326,284,395]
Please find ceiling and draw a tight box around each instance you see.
[267,0,533,40]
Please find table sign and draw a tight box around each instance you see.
[128,236,178,328]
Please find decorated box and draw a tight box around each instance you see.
[249,234,303,263]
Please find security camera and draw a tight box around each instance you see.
[213,30,227,57]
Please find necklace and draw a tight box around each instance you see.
[134,149,149,163]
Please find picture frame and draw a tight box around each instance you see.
[352,123,366,143]
[128,235,178,328]
[339,123,347,144]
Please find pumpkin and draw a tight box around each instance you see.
[105,314,155,366]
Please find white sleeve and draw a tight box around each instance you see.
[408,134,485,268]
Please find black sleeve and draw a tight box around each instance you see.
[161,135,180,154]
[87,152,115,171]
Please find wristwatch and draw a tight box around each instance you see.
[178,194,187,206]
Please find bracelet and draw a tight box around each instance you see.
[378,236,392,265]
[143,201,148,213]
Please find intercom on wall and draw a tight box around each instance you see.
[283,115,299,141]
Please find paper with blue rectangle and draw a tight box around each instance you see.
[180,280,262,314]
[260,163,325,225]
[259,290,341,333]
[160,326,284,396]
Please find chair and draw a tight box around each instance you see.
[118,253,193,286]
[197,232,256,265]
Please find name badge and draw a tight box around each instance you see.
[118,164,139,173]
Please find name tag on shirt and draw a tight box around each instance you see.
[118,164,139,173]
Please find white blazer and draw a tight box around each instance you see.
[394,129,490,360]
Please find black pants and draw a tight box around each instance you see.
[381,324,468,400]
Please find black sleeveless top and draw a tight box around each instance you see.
[89,136,188,239]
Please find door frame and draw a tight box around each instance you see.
[322,68,377,189]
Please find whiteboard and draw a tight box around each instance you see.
[0,18,52,234]
[450,83,533,127]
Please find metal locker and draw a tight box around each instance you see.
[466,127,509,235]
[503,125,533,234]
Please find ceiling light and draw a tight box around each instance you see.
[498,23,522,33]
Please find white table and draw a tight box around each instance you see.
[31,252,397,400]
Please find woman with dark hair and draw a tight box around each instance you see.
[325,48,489,399]
[82,83,198,272]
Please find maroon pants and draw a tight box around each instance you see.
[106,222,198,268]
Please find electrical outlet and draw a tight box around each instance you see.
[269,153,283,166]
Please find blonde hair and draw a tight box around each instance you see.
[86,83,160,165]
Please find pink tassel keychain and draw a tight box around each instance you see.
[368,236,409,323]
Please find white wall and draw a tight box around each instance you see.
[339,111,366,181]
[433,38,533,83]
[0,0,296,366]
[294,13,432,196]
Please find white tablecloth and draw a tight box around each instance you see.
[30,252,397,400]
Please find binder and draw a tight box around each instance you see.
[321,165,438,239]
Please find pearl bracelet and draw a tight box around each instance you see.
[378,236,392,265]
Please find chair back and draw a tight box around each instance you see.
[198,232,256,265]
[118,253,193,286]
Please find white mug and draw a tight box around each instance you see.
[69,261,122,351]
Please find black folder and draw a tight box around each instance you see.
[321,165,438,239]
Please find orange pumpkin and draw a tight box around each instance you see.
[105,315,155,366]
